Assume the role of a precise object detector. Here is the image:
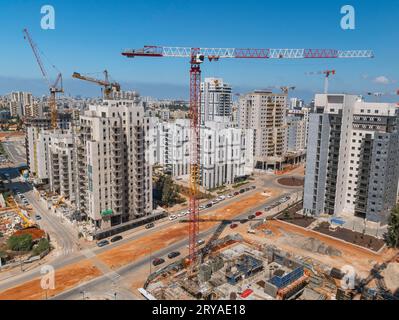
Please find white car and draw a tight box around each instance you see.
[169,215,177,221]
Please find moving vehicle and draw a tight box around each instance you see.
[167,251,181,259]
[152,258,165,266]
[110,235,123,243]
[97,240,109,247]
[145,223,155,229]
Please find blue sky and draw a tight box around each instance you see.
[0,0,398,101]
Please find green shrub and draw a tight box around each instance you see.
[7,234,33,252]
[32,238,50,256]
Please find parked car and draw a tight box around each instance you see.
[251,186,256,190]
[35,215,42,220]
[234,192,240,196]
[197,239,205,246]
[245,187,251,192]
[145,223,155,229]
[167,251,181,259]
[239,189,245,194]
[205,203,213,208]
[169,215,177,221]
[230,223,238,229]
[152,258,165,266]
[226,194,233,198]
[255,211,263,217]
[248,214,256,220]
[110,235,123,243]
[240,219,248,224]
[97,240,109,247]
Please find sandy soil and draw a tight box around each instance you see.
[250,219,398,277]
[382,262,399,293]
[0,261,102,300]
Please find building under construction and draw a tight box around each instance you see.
[143,235,341,300]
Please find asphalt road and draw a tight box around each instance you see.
[52,187,303,300]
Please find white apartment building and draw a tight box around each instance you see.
[285,108,310,164]
[200,78,233,124]
[47,133,76,204]
[76,98,152,231]
[150,118,253,189]
[9,92,33,117]
[239,90,287,170]
[26,115,72,181]
[304,94,399,224]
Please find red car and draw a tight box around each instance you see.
[230,223,238,229]
[255,211,263,217]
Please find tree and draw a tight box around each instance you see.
[7,234,33,252]
[385,205,399,248]
[32,238,50,256]
[153,174,184,208]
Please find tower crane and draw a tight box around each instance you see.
[306,69,336,94]
[23,28,63,129]
[72,70,121,99]
[122,45,374,265]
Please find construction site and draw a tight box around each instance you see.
[137,198,399,301]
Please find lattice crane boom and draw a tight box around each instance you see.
[122,44,374,266]
[23,28,63,129]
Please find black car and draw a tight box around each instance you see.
[251,186,256,190]
[97,240,110,247]
[248,215,256,220]
[110,235,123,243]
[239,189,245,193]
[205,203,213,208]
[240,219,248,224]
[145,223,155,229]
[152,258,165,266]
[167,251,181,259]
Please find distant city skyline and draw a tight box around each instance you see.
[0,0,398,101]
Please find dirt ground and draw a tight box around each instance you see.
[0,260,102,300]
[0,190,278,299]
[277,177,304,187]
[381,262,399,293]
[250,219,398,277]
[314,222,385,252]
[98,191,276,269]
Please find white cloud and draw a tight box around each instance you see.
[373,76,391,85]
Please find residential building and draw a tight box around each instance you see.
[239,90,287,170]
[26,114,72,181]
[9,92,33,117]
[150,118,253,189]
[47,132,77,204]
[303,94,399,225]
[76,98,152,231]
[200,78,232,124]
